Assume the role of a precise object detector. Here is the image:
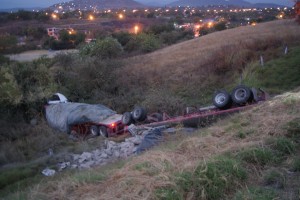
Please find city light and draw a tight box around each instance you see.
[51,13,58,20]
[89,15,94,20]
[118,13,124,19]
[134,25,139,34]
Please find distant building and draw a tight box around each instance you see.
[47,27,61,40]
[47,27,76,40]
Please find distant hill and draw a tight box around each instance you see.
[168,0,286,8]
[168,0,252,7]
[50,0,144,10]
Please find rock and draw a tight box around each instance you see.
[113,151,120,158]
[57,162,70,171]
[71,164,78,169]
[30,118,38,126]
[78,152,93,163]
[42,168,56,176]
[100,152,108,159]
[79,161,95,169]
[132,137,142,145]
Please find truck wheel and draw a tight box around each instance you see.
[231,85,253,105]
[212,90,232,109]
[132,107,147,122]
[99,126,108,138]
[122,112,134,125]
[90,125,99,136]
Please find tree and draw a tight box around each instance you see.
[0,35,17,53]
[80,37,123,59]
[124,33,160,53]
[215,22,227,31]
[112,31,132,46]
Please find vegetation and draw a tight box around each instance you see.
[1,20,300,199]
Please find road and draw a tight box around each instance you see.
[7,49,78,62]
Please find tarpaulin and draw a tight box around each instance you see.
[45,103,116,133]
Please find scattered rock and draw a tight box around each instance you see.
[56,127,174,171]
[42,168,56,176]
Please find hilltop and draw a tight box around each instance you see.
[50,0,144,10]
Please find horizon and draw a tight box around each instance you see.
[0,0,294,9]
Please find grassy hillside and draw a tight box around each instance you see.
[7,88,300,200]
[115,20,300,111]
[1,19,300,199]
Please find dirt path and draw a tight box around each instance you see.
[7,49,78,62]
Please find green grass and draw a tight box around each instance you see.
[241,46,300,94]
[176,156,247,199]
[234,187,278,200]
[0,165,44,198]
[155,188,182,200]
[274,137,295,155]
[263,169,285,189]
[292,158,300,172]
[283,118,300,140]
[238,148,275,166]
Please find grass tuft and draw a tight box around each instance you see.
[263,169,285,189]
[176,156,247,199]
[238,148,275,166]
[234,187,278,200]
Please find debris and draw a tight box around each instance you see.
[42,168,56,176]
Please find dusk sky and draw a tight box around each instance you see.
[0,0,294,9]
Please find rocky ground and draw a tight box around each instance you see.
[42,127,196,176]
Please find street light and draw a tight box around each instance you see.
[119,14,124,19]
[134,25,139,34]
[51,13,58,20]
[89,15,94,20]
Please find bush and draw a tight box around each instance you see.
[0,66,22,106]
[112,31,132,46]
[125,33,160,53]
[80,37,123,59]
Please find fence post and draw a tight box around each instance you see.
[260,55,264,67]
[284,45,288,55]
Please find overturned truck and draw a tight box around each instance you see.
[45,93,125,138]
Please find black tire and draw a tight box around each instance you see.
[99,126,108,138]
[231,85,253,105]
[132,107,147,122]
[122,112,134,125]
[90,125,99,136]
[212,90,232,109]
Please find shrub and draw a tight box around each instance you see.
[0,66,22,106]
[80,37,123,59]
[125,33,160,53]
[112,31,132,46]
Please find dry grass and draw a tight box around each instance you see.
[25,88,300,200]
[116,20,300,109]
